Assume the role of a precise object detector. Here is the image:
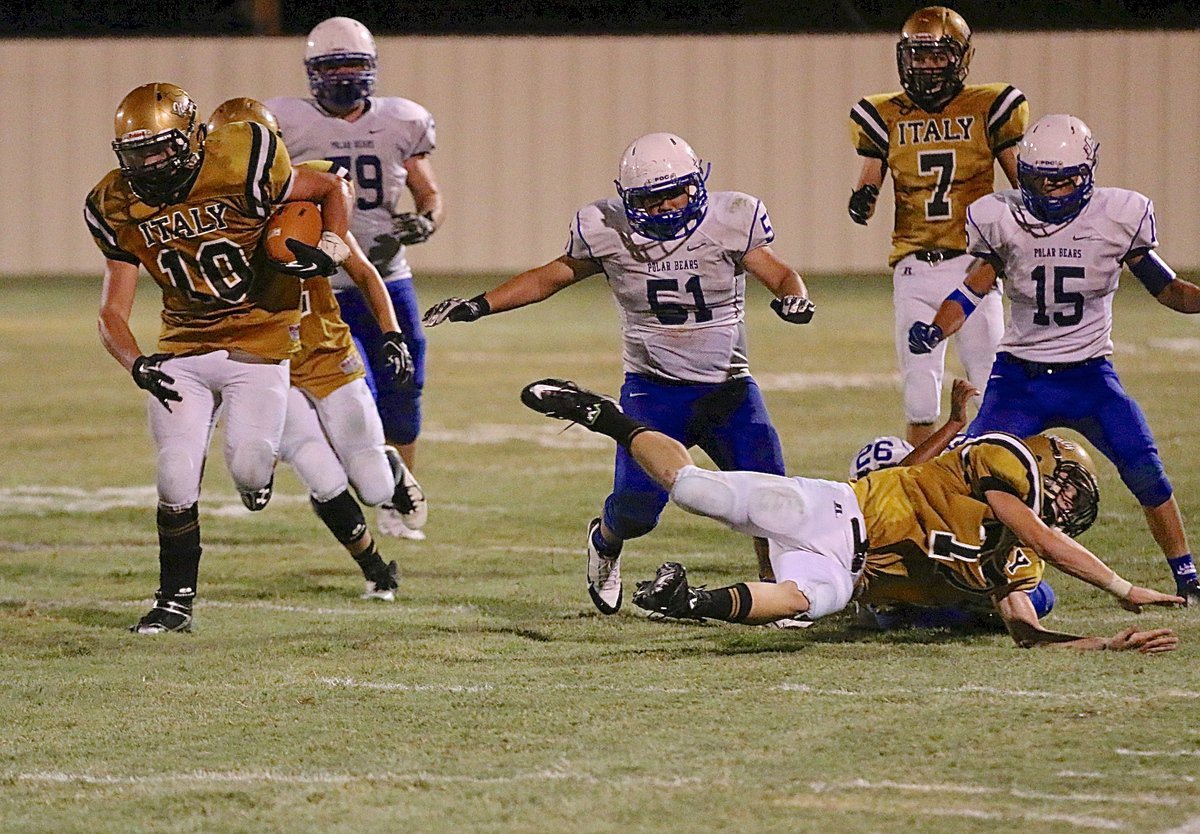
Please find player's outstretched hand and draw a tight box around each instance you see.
[381,331,414,386]
[908,321,944,354]
[392,211,436,245]
[1117,585,1186,613]
[1104,626,1179,654]
[948,378,980,423]
[131,353,182,411]
[771,295,815,324]
[422,295,491,327]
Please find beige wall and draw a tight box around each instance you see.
[4,31,1198,276]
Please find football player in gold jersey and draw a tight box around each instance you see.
[207,98,425,601]
[86,82,354,632]
[848,6,1028,447]
[520,378,1182,652]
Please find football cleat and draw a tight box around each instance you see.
[377,506,426,540]
[632,561,703,620]
[130,597,193,633]
[362,560,400,601]
[383,448,427,531]
[239,476,274,512]
[764,616,814,630]
[586,517,622,615]
[1178,577,1200,608]
[520,378,617,428]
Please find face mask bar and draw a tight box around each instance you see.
[306,54,377,111]
[112,129,197,205]
[896,40,966,109]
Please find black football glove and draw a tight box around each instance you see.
[908,321,945,354]
[131,353,182,411]
[771,295,815,324]
[392,211,436,245]
[381,331,414,386]
[848,183,879,225]
[277,233,349,279]
[422,294,491,327]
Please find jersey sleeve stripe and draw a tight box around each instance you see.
[850,100,889,156]
[83,198,119,249]
[743,199,770,254]
[244,122,277,219]
[986,86,1026,133]
[1122,201,1156,261]
[969,432,1042,511]
[965,205,1000,260]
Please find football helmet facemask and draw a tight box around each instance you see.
[615,133,710,242]
[1024,434,1100,538]
[207,97,281,136]
[849,435,914,480]
[112,82,204,206]
[896,6,974,112]
[1017,114,1099,225]
[305,16,378,114]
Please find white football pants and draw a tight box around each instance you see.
[147,351,289,510]
[279,378,393,506]
[892,253,1003,425]
[669,465,863,619]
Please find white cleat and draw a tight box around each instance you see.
[586,517,622,615]
[377,506,427,540]
[361,560,400,601]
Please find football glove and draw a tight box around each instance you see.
[278,232,350,279]
[908,321,944,354]
[392,211,436,245]
[381,331,414,386]
[848,183,879,226]
[771,295,815,324]
[131,353,182,411]
[422,294,491,327]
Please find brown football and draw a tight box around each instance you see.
[263,201,322,265]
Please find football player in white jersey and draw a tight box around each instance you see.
[423,133,815,615]
[909,114,1200,605]
[267,16,444,541]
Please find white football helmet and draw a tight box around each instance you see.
[614,132,709,241]
[305,17,378,114]
[1017,114,1099,224]
[849,436,914,480]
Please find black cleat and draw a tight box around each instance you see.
[1178,577,1200,608]
[362,560,400,602]
[520,378,617,427]
[130,597,193,634]
[632,562,703,620]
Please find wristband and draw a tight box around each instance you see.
[947,282,986,318]
[1102,573,1133,599]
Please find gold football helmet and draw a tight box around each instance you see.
[112,82,204,205]
[896,6,974,111]
[207,97,281,136]
[1024,434,1100,537]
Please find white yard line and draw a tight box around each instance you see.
[1117,749,1200,758]
[0,597,477,617]
[812,777,1174,807]
[1160,816,1200,834]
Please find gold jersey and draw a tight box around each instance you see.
[84,121,301,360]
[289,159,365,399]
[849,83,1028,266]
[852,433,1045,603]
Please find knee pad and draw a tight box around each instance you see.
[902,368,942,425]
[745,482,808,539]
[772,551,854,620]
[156,447,203,508]
[344,446,394,507]
[1027,580,1056,619]
[290,437,349,503]
[227,438,277,493]
[1121,456,1173,508]
[670,466,738,522]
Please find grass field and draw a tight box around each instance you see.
[1,273,1198,834]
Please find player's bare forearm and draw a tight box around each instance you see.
[996,145,1020,188]
[930,299,968,338]
[900,379,976,465]
[403,154,445,228]
[995,590,1108,651]
[1156,277,1200,313]
[98,260,142,371]
[485,256,597,314]
[745,245,805,298]
[289,166,352,238]
[343,232,402,333]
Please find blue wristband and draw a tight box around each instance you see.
[1129,251,1176,296]
[947,288,978,318]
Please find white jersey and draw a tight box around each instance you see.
[966,187,1157,363]
[565,191,774,384]
[265,95,437,289]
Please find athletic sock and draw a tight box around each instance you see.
[1167,553,1197,588]
[157,504,201,601]
[591,523,623,558]
[690,583,754,623]
[589,402,650,449]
